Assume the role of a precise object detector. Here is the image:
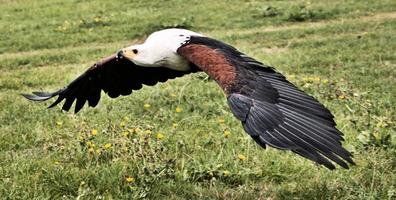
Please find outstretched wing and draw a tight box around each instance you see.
[22,54,196,113]
[178,36,354,169]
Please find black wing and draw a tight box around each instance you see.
[227,64,355,169]
[179,36,354,169]
[22,54,195,113]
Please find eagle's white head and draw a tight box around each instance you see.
[118,28,203,71]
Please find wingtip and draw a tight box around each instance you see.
[348,158,356,166]
[21,93,49,101]
[21,90,59,102]
[21,93,33,99]
[32,91,52,97]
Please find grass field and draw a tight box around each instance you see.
[1,0,395,199]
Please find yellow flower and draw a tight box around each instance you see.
[86,141,95,147]
[322,79,329,84]
[223,130,231,138]
[238,154,246,161]
[91,129,98,136]
[79,136,84,141]
[122,131,129,137]
[126,176,134,183]
[144,130,152,134]
[104,143,112,149]
[96,149,101,155]
[56,121,63,126]
[338,95,346,99]
[218,118,225,123]
[156,133,165,140]
[172,123,178,128]
[144,103,151,108]
[223,170,230,176]
[88,147,94,153]
[123,116,130,121]
[54,161,59,165]
[119,121,126,127]
[175,106,182,113]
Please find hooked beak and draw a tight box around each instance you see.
[116,49,124,60]
[116,48,136,61]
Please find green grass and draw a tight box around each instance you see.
[1,0,395,199]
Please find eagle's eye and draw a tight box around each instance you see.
[132,49,138,54]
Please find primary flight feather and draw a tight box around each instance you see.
[22,28,354,169]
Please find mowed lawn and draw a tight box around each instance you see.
[0,0,395,199]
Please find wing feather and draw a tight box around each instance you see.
[178,36,354,169]
[22,54,195,113]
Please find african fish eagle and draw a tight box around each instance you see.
[23,28,355,169]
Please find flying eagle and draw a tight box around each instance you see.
[23,29,354,169]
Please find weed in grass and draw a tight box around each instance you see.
[261,6,281,18]
[286,4,331,22]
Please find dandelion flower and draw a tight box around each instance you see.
[156,133,165,140]
[144,103,151,108]
[88,147,95,153]
[122,131,129,137]
[126,176,134,183]
[223,130,231,138]
[104,143,112,149]
[56,121,63,126]
[223,170,230,176]
[338,95,345,99]
[322,79,329,84]
[91,129,98,136]
[123,116,130,121]
[86,141,95,147]
[119,121,126,127]
[175,106,182,113]
[238,154,246,161]
[96,149,101,155]
[218,118,225,123]
[144,130,152,134]
[172,123,178,128]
